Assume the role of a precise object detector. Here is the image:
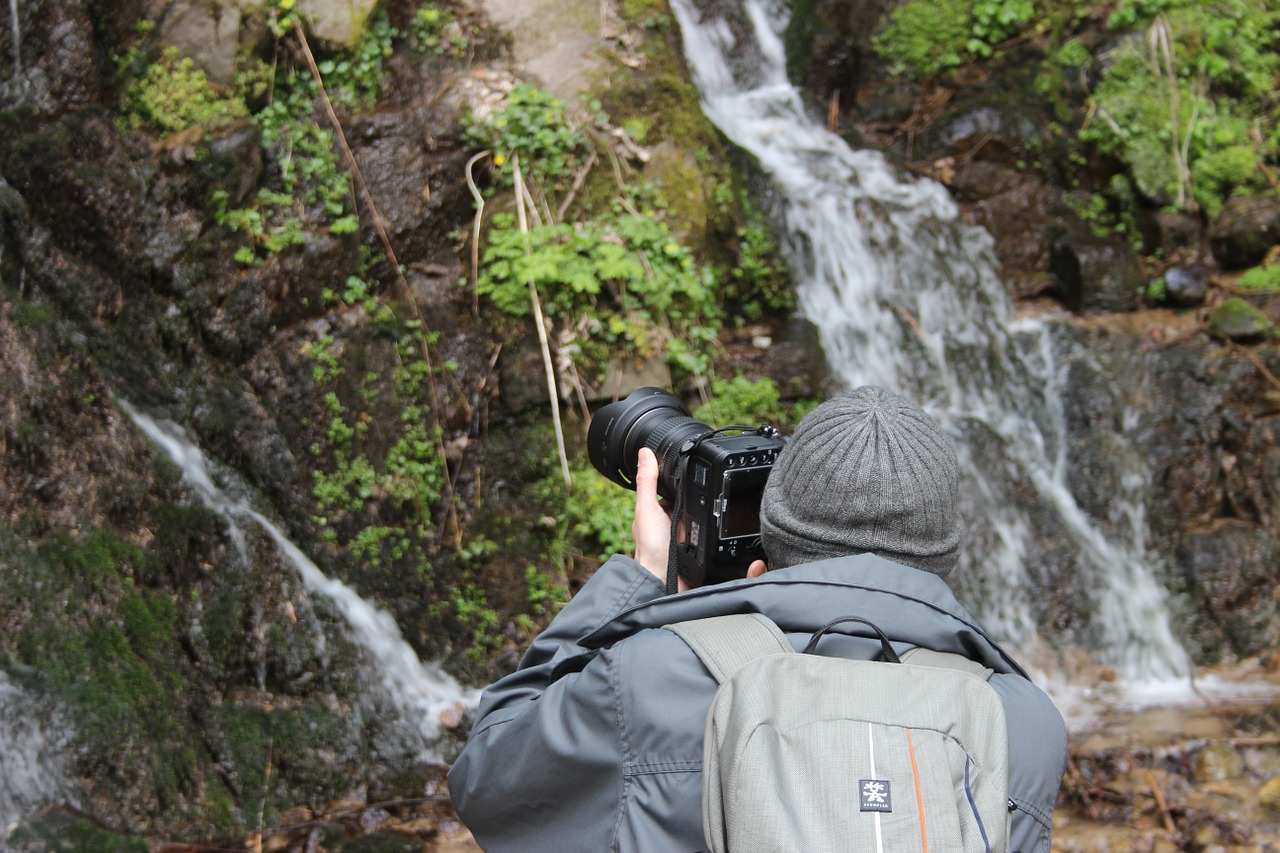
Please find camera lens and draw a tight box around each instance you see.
[587,387,714,500]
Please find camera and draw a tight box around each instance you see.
[587,387,787,587]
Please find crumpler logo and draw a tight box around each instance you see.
[860,779,892,812]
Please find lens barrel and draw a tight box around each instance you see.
[587,387,713,500]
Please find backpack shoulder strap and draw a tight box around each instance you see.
[665,613,792,684]
[899,645,995,680]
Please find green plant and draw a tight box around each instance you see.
[564,463,637,560]
[872,0,1035,78]
[1082,0,1280,215]
[476,212,722,380]
[727,218,792,320]
[1143,276,1169,302]
[410,4,469,56]
[1238,263,1280,292]
[463,83,589,189]
[1055,38,1091,68]
[119,46,248,134]
[524,564,567,617]
[692,376,789,428]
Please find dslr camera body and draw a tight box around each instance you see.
[588,387,787,587]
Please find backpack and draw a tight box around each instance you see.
[664,612,1010,853]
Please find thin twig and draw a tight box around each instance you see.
[291,20,461,543]
[514,154,572,487]
[1142,769,1178,835]
[464,150,490,318]
[556,148,599,222]
[1240,346,1280,394]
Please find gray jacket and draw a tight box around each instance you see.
[447,553,1068,852]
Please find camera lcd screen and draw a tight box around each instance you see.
[720,467,770,538]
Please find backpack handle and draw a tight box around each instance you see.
[802,616,901,663]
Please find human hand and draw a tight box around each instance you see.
[632,448,688,591]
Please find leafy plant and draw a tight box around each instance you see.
[1082,0,1280,215]
[409,4,469,56]
[872,0,1035,78]
[476,212,721,380]
[1238,263,1280,292]
[119,46,248,134]
[463,83,589,189]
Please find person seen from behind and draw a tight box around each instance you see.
[447,385,1069,851]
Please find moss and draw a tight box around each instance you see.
[1207,297,1273,342]
[3,811,149,852]
[36,529,144,596]
[216,702,354,823]
[119,46,248,135]
[9,527,204,813]
[140,501,226,586]
[1237,263,1280,293]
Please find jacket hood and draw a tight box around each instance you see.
[580,553,1027,677]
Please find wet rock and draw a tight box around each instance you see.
[1050,231,1143,314]
[1210,192,1280,271]
[2,110,158,287]
[936,102,1040,168]
[961,170,1061,299]
[0,0,102,117]
[1154,209,1204,256]
[345,104,473,265]
[1175,524,1279,660]
[156,0,241,85]
[1164,265,1210,308]
[1193,742,1246,783]
[297,0,381,50]
[1208,298,1273,343]
[198,120,264,207]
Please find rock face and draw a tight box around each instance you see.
[0,0,497,843]
[1,0,1279,848]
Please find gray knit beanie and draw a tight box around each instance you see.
[759,386,964,576]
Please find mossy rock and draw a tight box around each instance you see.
[1207,297,1274,343]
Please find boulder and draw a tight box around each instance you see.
[1209,191,1280,270]
[1050,232,1142,314]
[1207,298,1273,343]
[297,0,381,50]
[1175,523,1279,659]
[156,0,241,86]
[1163,264,1210,307]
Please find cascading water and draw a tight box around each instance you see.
[7,0,18,79]
[668,0,1191,687]
[117,400,479,761]
[0,673,77,837]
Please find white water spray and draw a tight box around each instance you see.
[7,0,19,81]
[0,674,77,839]
[669,0,1190,682]
[118,400,479,761]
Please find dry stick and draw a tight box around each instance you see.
[291,20,461,542]
[513,154,572,487]
[557,148,600,222]
[1240,346,1280,394]
[464,150,490,318]
[1142,769,1178,835]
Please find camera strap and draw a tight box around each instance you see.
[665,486,683,596]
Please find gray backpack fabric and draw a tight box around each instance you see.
[665,612,1010,853]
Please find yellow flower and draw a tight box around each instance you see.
[493,154,506,166]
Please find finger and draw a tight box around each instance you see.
[635,447,658,499]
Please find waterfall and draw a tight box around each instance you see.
[7,0,18,79]
[0,674,77,839]
[668,0,1190,684]
[117,400,479,762]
